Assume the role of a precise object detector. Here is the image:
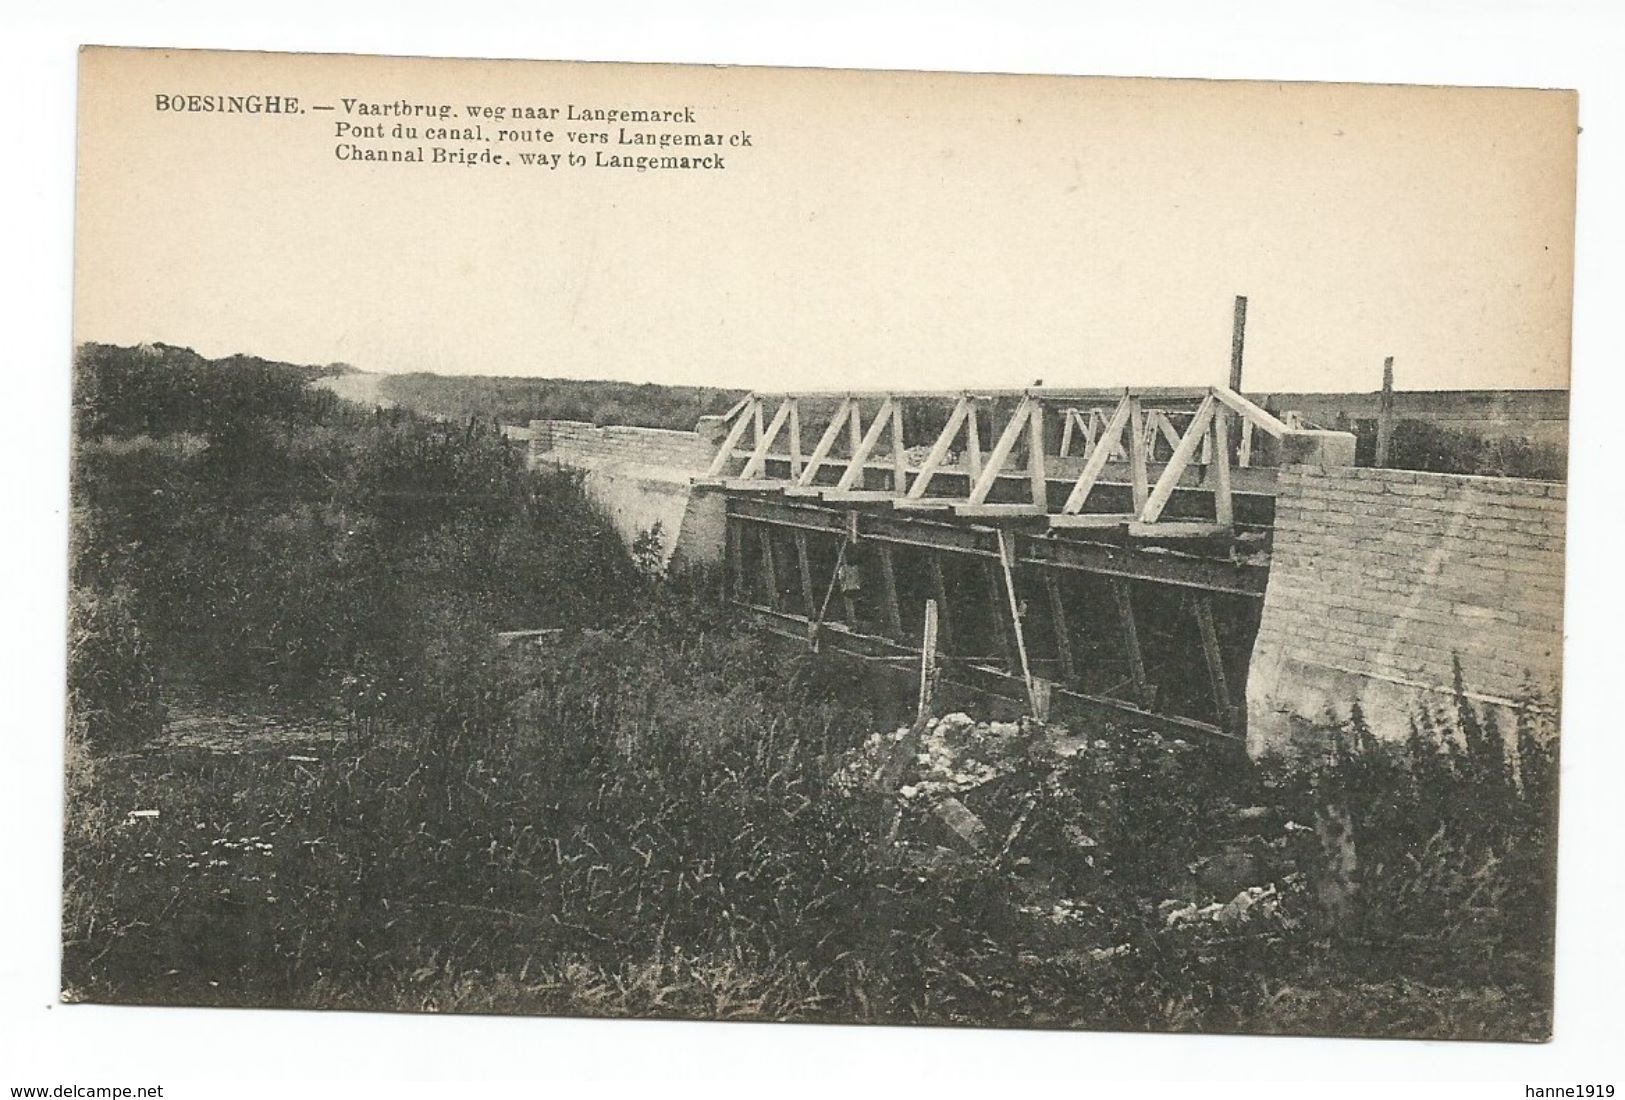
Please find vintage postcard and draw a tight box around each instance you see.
[66,46,1575,1040]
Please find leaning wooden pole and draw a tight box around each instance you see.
[914,599,941,732]
[995,529,1038,714]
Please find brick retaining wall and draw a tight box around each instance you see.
[529,419,712,473]
[1247,465,1566,755]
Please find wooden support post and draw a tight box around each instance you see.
[834,397,895,491]
[705,397,757,478]
[1127,395,1150,515]
[1230,295,1248,393]
[810,535,850,648]
[891,400,908,493]
[724,517,744,601]
[965,399,983,478]
[1060,396,1132,514]
[1111,578,1152,708]
[1376,355,1395,468]
[1238,416,1254,468]
[927,552,954,653]
[1059,408,1076,458]
[757,525,780,610]
[793,529,818,616]
[840,512,861,623]
[1031,677,1053,724]
[1042,570,1077,684]
[967,396,1032,505]
[905,397,970,500]
[996,530,1039,713]
[915,599,941,730]
[1193,592,1235,731]
[982,558,1018,671]
[787,398,803,479]
[875,542,904,639]
[1141,395,1216,524]
[796,396,853,487]
[741,398,793,479]
[1211,409,1234,527]
[1028,397,1047,508]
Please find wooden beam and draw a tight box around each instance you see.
[833,397,895,491]
[1058,407,1076,458]
[967,396,1032,505]
[724,515,744,602]
[1028,398,1047,507]
[1229,295,1248,392]
[1127,395,1150,515]
[1060,395,1132,514]
[1048,512,1133,530]
[904,397,970,500]
[810,534,849,641]
[1149,409,1182,457]
[996,529,1039,712]
[793,529,818,615]
[1212,385,1289,440]
[965,399,983,478]
[951,503,1046,519]
[982,558,1018,672]
[796,396,854,487]
[916,599,941,729]
[1193,592,1235,731]
[1141,395,1216,524]
[1043,570,1076,685]
[705,397,757,478]
[1211,409,1234,527]
[927,552,954,653]
[1111,578,1152,708]
[1127,520,1234,539]
[737,603,1241,745]
[740,398,794,479]
[820,489,903,503]
[890,400,908,493]
[786,398,803,479]
[757,524,780,611]
[875,542,904,639]
[1238,416,1255,468]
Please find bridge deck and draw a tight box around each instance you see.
[704,384,1354,743]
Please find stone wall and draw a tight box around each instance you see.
[530,419,713,473]
[528,418,724,569]
[1247,465,1566,756]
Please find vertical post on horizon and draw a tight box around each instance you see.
[1229,295,1248,393]
[1377,355,1396,468]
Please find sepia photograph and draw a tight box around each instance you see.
[58,40,1579,1056]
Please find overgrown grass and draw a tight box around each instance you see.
[61,584,1557,1038]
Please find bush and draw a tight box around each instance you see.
[65,584,166,752]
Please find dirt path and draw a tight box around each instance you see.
[312,371,395,409]
[156,699,349,755]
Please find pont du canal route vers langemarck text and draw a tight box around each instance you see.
[151,92,757,172]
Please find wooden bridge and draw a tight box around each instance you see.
[696,384,1355,744]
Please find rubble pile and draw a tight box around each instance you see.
[832,711,1312,960]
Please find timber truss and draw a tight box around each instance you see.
[697,385,1332,745]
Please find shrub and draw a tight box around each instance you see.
[65,584,165,752]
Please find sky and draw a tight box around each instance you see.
[73,48,1578,394]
